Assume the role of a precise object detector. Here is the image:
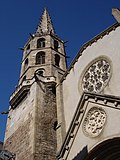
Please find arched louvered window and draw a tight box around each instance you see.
[36,52,45,64]
[55,54,60,67]
[37,38,46,48]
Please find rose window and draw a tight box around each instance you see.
[82,59,111,93]
[82,107,107,137]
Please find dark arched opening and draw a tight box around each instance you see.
[54,40,59,51]
[37,38,45,48]
[36,52,45,65]
[35,69,45,76]
[84,137,120,160]
[55,54,60,67]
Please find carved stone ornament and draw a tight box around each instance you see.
[82,59,111,93]
[82,107,107,137]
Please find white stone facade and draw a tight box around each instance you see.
[62,25,120,133]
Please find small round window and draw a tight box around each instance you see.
[82,58,111,93]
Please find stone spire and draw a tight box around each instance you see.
[36,8,55,34]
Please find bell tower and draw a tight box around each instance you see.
[4,8,67,160]
[19,8,66,85]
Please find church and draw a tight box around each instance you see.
[1,8,120,160]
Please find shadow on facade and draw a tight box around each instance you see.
[72,146,88,160]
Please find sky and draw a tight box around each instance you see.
[0,0,120,142]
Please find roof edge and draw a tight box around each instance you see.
[60,22,120,83]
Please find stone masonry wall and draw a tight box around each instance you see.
[34,82,57,160]
[4,80,57,160]
[4,114,33,160]
[4,83,36,160]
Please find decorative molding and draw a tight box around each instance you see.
[82,58,111,93]
[57,92,120,160]
[82,107,107,137]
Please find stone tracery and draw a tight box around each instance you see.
[82,107,107,137]
[82,59,111,93]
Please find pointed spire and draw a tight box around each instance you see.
[36,8,55,34]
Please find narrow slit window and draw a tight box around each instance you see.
[54,40,59,51]
[22,75,26,82]
[55,54,60,67]
[27,44,30,50]
[24,58,28,70]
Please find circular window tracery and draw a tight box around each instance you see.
[82,58,111,93]
[82,107,107,137]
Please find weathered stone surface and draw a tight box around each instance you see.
[4,116,32,160]
[4,81,57,160]
[34,83,57,160]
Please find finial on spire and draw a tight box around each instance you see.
[36,8,55,34]
[112,8,120,23]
